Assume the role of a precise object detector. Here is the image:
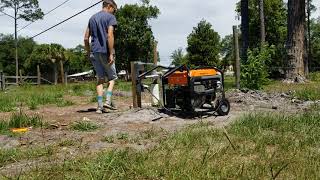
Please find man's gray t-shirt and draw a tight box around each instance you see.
[88,11,117,54]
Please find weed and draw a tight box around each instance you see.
[71,121,99,132]
[102,135,115,143]
[0,146,55,168]
[116,132,129,140]
[58,140,76,147]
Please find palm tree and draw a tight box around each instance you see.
[286,0,306,82]
[50,44,66,84]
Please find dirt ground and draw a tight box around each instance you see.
[0,89,318,176]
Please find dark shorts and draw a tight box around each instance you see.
[90,52,118,81]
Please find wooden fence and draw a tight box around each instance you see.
[0,66,53,91]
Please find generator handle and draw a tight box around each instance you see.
[138,65,170,80]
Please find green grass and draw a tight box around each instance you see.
[264,81,320,101]
[15,108,320,179]
[0,112,44,135]
[224,76,235,90]
[71,121,99,132]
[0,146,55,168]
[0,81,133,113]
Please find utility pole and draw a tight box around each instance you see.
[14,1,19,84]
[233,26,241,89]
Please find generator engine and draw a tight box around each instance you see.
[162,67,229,115]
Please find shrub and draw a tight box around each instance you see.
[241,45,275,90]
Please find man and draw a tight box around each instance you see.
[84,0,118,113]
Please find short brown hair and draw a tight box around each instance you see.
[103,0,117,10]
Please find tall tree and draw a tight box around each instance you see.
[115,0,159,72]
[186,20,221,67]
[286,0,306,82]
[241,0,249,63]
[259,0,266,44]
[0,34,36,75]
[0,0,43,82]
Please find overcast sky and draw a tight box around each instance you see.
[0,0,319,66]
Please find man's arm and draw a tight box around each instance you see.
[84,27,91,57]
[107,25,115,64]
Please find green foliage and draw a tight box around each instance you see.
[71,121,99,132]
[170,48,187,66]
[115,1,160,71]
[186,20,221,67]
[310,18,320,71]
[24,43,66,75]
[0,34,36,74]
[236,0,287,76]
[65,45,92,74]
[0,0,44,21]
[220,34,234,69]
[308,72,320,82]
[241,45,275,89]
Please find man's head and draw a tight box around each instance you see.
[103,0,117,14]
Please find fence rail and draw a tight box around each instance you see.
[0,66,54,90]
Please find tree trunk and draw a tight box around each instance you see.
[259,0,266,45]
[54,63,58,85]
[285,0,306,82]
[59,60,65,84]
[14,3,19,84]
[241,0,249,63]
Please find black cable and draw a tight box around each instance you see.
[31,0,103,39]
[18,0,71,32]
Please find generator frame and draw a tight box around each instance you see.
[133,62,230,116]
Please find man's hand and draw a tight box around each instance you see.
[108,53,115,65]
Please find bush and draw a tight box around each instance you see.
[241,45,275,90]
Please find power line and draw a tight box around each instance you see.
[0,11,14,19]
[18,0,71,32]
[31,0,103,39]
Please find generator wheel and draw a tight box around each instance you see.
[217,99,230,116]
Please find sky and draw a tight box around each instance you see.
[0,0,319,66]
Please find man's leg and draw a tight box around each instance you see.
[91,53,107,113]
[104,62,118,110]
[97,79,105,108]
[105,80,115,105]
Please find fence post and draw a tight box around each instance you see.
[0,70,3,90]
[64,72,68,85]
[1,71,5,90]
[19,69,23,85]
[233,25,241,90]
[131,61,142,108]
[37,65,41,85]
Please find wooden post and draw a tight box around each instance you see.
[37,65,41,85]
[64,72,68,85]
[2,73,5,90]
[19,69,23,85]
[153,41,158,65]
[131,61,142,108]
[131,61,138,108]
[233,26,241,89]
[0,70,3,90]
